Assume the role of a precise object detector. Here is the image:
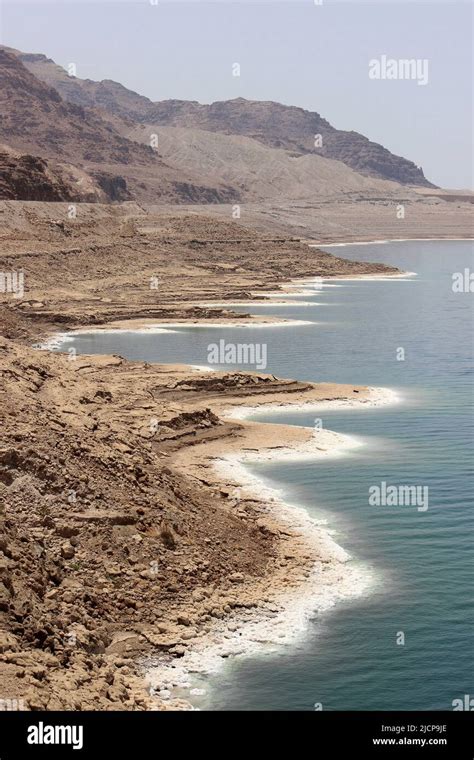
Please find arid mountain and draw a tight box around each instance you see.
[0,45,438,207]
[0,49,154,166]
[0,49,237,203]
[13,52,154,122]
[14,48,435,188]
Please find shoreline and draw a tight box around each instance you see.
[25,251,410,709]
[23,234,429,359]
[0,220,426,711]
[35,318,316,351]
[35,268,415,349]
[29,272,404,704]
[313,236,474,247]
[145,385,399,706]
[0,199,470,711]
[224,385,400,419]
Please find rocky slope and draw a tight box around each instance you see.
[0,49,153,167]
[0,149,77,202]
[14,52,154,122]
[0,325,377,711]
[127,124,405,202]
[0,202,401,339]
[0,335,280,710]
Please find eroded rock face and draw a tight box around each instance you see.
[0,152,75,202]
[0,48,156,167]
[146,98,435,187]
[93,172,131,202]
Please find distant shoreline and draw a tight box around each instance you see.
[313,236,474,247]
[37,268,414,346]
[33,267,404,708]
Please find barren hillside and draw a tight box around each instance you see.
[0,49,237,204]
[128,124,407,201]
[10,47,436,190]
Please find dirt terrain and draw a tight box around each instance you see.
[152,195,474,242]
[0,33,471,716]
[0,201,404,341]
[1,331,378,710]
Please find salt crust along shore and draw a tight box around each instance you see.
[194,300,321,307]
[33,268,405,708]
[314,237,474,247]
[247,271,417,301]
[36,319,316,350]
[36,270,414,352]
[35,327,179,351]
[225,386,400,420]
[145,386,400,706]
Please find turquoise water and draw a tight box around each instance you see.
[58,240,474,711]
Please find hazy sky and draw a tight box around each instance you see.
[1,0,472,188]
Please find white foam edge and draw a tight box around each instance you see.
[152,320,315,328]
[224,386,401,421]
[313,237,474,247]
[145,430,375,701]
[35,326,180,351]
[195,301,320,307]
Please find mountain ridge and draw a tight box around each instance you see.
[11,47,435,188]
[0,45,439,205]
